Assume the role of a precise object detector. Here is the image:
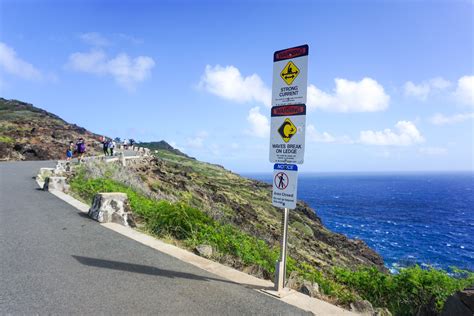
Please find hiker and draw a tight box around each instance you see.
[76,138,86,162]
[108,139,116,156]
[66,141,74,161]
[123,138,129,150]
[102,138,109,156]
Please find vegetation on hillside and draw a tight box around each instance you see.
[68,153,474,315]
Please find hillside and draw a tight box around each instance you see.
[127,151,385,272]
[139,140,191,158]
[0,98,102,160]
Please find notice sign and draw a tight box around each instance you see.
[272,164,298,209]
[269,104,306,164]
[272,45,309,106]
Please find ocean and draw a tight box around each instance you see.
[244,172,474,272]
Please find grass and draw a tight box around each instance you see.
[0,135,14,144]
[69,161,474,315]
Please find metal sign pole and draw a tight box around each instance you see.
[276,207,289,292]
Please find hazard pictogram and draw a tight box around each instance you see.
[278,118,297,143]
[280,61,299,85]
[274,172,289,190]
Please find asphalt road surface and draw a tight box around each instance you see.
[0,161,307,315]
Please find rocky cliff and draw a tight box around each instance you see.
[126,150,385,274]
[0,98,102,160]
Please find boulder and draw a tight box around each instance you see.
[373,307,392,316]
[88,193,136,227]
[286,271,301,290]
[350,300,374,315]
[299,280,319,297]
[442,286,474,316]
[459,286,474,311]
[195,244,213,258]
[43,176,69,192]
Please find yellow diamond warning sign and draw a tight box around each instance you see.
[278,118,297,143]
[280,61,300,85]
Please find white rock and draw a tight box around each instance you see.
[43,176,69,192]
[88,193,135,227]
[195,244,213,258]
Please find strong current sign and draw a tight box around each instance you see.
[272,164,298,209]
[269,104,306,164]
[272,45,309,106]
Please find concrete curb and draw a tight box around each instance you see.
[35,172,358,316]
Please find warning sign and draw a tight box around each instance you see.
[269,104,306,164]
[272,45,309,106]
[280,61,299,85]
[278,118,297,143]
[272,164,298,209]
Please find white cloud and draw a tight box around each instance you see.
[429,112,474,125]
[419,147,448,156]
[67,50,155,90]
[198,65,271,107]
[80,32,111,47]
[306,124,353,144]
[0,42,42,80]
[307,78,389,112]
[359,121,424,146]
[454,76,474,106]
[404,77,451,101]
[186,131,208,149]
[246,106,270,138]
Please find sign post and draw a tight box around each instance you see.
[269,45,308,294]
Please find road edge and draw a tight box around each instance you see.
[35,178,358,316]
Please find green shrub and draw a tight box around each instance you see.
[0,135,14,144]
[334,266,474,315]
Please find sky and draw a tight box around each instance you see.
[0,0,473,173]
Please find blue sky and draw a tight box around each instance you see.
[0,0,473,172]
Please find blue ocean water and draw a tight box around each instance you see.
[244,172,474,272]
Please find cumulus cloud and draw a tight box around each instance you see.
[0,42,42,80]
[80,32,111,47]
[307,78,389,112]
[419,147,447,156]
[404,77,451,101]
[429,112,474,125]
[359,121,424,146]
[198,65,271,107]
[246,106,270,138]
[306,124,353,144]
[67,50,155,90]
[454,76,474,106]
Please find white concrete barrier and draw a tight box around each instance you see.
[88,192,135,227]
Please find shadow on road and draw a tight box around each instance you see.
[72,255,242,286]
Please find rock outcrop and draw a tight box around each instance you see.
[442,286,474,316]
[127,155,386,274]
[0,98,103,161]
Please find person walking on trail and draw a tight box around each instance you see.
[108,139,116,156]
[102,138,109,156]
[66,141,74,161]
[76,138,86,162]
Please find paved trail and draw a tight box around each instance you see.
[0,161,307,315]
